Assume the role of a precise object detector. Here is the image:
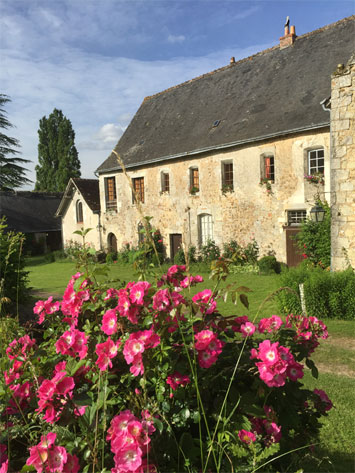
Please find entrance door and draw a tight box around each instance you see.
[108,233,117,253]
[170,234,182,261]
[285,228,303,267]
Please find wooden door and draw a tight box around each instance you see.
[170,234,182,260]
[108,233,117,253]
[285,228,303,267]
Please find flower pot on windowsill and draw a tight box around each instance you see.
[259,178,273,194]
[189,186,199,196]
[304,173,325,185]
[221,184,234,195]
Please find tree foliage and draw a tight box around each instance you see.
[296,200,331,268]
[35,108,81,191]
[0,94,31,191]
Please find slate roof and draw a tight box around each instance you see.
[55,178,100,217]
[0,191,63,233]
[97,16,355,174]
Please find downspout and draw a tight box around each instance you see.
[94,170,103,252]
[320,97,332,270]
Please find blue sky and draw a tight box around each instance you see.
[1,0,354,189]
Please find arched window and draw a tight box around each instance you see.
[107,233,117,253]
[198,213,213,246]
[76,200,83,223]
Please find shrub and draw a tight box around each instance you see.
[174,245,197,265]
[296,200,331,268]
[277,264,355,319]
[106,251,117,264]
[0,256,334,472]
[200,239,220,262]
[223,238,259,266]
[0,219,29,314]
[258,255,281,274]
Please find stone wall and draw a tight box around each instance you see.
[99,130,329,263]
[331,55,355,270]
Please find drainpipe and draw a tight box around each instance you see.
[320,97,332,270]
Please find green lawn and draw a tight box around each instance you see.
[25,257,355,472]
[26,257,281,317]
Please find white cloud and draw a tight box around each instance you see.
[168,34,186,44]
[0,0,273,187]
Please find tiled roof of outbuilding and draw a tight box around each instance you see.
[72,178,100,212]
[0,191,63,233]
[55,178,100,217]
[97,16,355,174]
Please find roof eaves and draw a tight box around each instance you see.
[96,122,330,174]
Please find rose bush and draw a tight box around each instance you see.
[0,263,332,472]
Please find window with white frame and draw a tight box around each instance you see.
[287,210,307,226]
[199,213,213,246]
[308,149,324,175]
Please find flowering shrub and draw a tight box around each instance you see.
[304,173,325,185]
[0,263,333,472]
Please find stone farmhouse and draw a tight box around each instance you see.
[58,17,355,268]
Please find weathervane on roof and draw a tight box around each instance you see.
[285,16,290,28]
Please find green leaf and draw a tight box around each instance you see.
[180,407,190,421]
[236,286,252,293]
[153,417,164,433]
[306,358,319,379]
[20,466,36,472]
[239,293,249,309]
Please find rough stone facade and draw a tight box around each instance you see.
[99,130,329,263]
[330,55,355,270]
[60,186,101,250]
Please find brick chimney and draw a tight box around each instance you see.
[280,21,296,49]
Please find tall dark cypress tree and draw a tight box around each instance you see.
[35,109,81,191]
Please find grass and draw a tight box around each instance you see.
[24,256,355,472]
[26,256,281,317]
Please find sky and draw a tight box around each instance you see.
[1,0,354,190]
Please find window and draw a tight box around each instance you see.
[199,213,213,246]
[189,167,199,194]
[76,200,83,223]
[104,177,117,211]
[161,172,170,193]
[287,210,307,226]
[308,149,324,175]
[222,162,233,191]
[133,177,144,203]
[263,155,275,181]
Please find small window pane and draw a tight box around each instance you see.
[161,172,169,193]
[308,149,324,175]
[287,210,307,225]
[190,168,199,192]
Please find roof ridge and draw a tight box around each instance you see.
[142,15,355,103]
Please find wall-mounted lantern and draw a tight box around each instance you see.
[310,205,326,222]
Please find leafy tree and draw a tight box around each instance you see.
[35,108,81,191]
[0,94,31,191]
